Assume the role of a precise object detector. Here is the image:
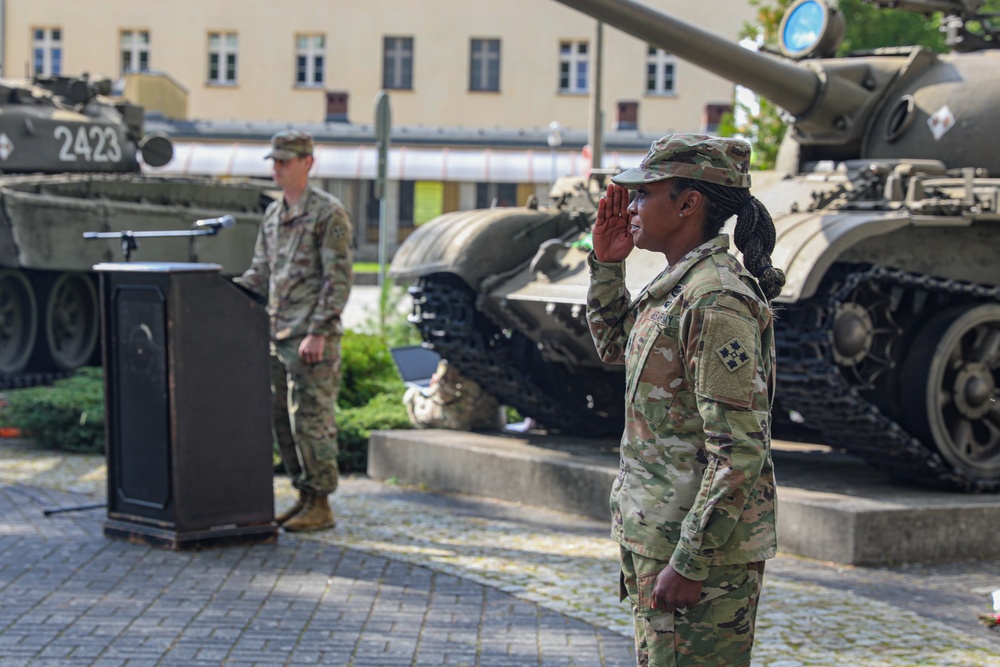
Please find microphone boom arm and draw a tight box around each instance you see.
[83,215,235,262]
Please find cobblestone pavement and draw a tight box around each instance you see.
[1,439,999,666]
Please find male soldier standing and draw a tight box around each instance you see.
[587,134,783,666]
[237,130,353,532]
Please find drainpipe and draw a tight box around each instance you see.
[0,0,6,77]
[589,21,604,175]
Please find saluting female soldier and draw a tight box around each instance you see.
[587,134,783,667]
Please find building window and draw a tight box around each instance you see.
[33,27,62,76]
[646,46,676,95]
[558,40,588,93]
[296,34,325,87]
[121,30,150,74]
[469,38,500,92]
[383,37,413,90]
[365,181,380,243]
[398,180,415,229]
[208,32,238,85]
[476,183,518,209]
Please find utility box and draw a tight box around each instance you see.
[96,262,277,549]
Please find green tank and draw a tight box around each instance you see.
[391,0,1000,492]
[0,74,271,386]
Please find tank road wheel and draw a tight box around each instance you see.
[900,303,1000,484]
[34,272,100,372]
[0,270,38,374]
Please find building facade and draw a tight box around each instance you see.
[0,0,758,258]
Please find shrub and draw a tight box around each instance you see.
[337,389,411,473]
[1,325,417,468]
[339,330,405,408]
[335,331,412,472]
[0,367,105,454]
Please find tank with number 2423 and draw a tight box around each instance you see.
[0,74,270,388]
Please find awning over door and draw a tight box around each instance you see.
[145,141,646,183]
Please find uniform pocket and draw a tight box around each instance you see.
[628,315,684,428]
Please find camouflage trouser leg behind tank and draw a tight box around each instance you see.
[270,335,342,496]
[620,547,764,667]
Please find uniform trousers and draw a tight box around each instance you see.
[620,546,764,667]
[270,334,341,496]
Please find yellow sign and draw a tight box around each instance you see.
[414,181,444,226]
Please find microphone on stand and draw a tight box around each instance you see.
[194,214,236,231]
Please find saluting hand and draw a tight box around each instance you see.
[593,183,634,263]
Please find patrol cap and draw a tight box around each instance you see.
[264,130,314,160]
[611,133,752,189]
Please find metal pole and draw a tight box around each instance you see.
[547,121,563,189]
[589,21,604,174]
[374,91,391,290]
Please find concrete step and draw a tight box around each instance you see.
[368,429,1000,566]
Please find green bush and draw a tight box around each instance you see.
[0,367,105,454]
[335,331,411,472]
[1,329,416,470]
[337,389,411,473]
[339,330,405,408]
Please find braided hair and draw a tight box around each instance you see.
[669,177,786,301]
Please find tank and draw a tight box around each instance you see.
[0,74,271,387]
[390,0,1000,492]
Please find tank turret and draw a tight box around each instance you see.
[554,0,1000,174]
[0,74,175,173]
[392,0,1000,492]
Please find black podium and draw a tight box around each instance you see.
[95,262,278,549]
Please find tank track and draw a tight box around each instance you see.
[409,274,620,436]
[0,371,69,391]
[775,263,1000,492]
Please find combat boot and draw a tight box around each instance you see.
[282,493,335,532]
[275,490,311,526]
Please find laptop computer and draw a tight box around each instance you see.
[390,345,441,389]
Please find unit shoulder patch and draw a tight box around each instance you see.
[716,338,750,372]
[696,307,758,408]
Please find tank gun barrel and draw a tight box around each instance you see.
[552,0,877,142]
[552,0,819,116]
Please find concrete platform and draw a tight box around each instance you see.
[368,429,1000,566]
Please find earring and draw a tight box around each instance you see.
[678,212,683,218]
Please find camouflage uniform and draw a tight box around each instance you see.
[237,135,353,497]
[403,360,505,431]
[588,134,777,666]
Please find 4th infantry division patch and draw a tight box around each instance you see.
[716,338,750,372]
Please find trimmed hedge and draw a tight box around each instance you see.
[336,331,411,472]
[337,389,412,473]
[0,331,413,473]
[0,367,105,454]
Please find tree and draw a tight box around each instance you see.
[716,0,793,169]
[836,0,947,53]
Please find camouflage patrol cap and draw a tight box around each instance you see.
[612,133,752,189]
[264,130,314,160]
